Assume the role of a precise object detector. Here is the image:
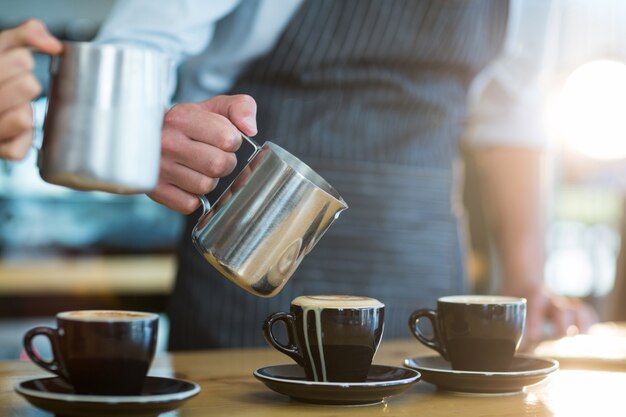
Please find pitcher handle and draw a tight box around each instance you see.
[240,133,261,153]
[198,132,261,215]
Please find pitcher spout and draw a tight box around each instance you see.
[333,198,348,218]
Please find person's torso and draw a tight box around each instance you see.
[171,0,510,348]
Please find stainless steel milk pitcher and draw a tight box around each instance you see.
[192,136,348,298]
[38,42,170,194]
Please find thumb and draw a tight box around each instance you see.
[201,94,258,137]
[0,20,63,54]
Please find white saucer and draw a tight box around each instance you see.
[404,355,558,394]
[15,376,200,417]
[254,364,420,405]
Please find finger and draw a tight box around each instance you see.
[0,129,33,160]
[147,181,201,214]
[0,48,35,85]
[0,73,41,114]
[575,303,598,333]
[162,127,237,178]
[0,102,33,142]
[550,305,574,338]
[0,19,63,54]
[201,94,257,136]
[160,158,219,196]
[164,103,242,152]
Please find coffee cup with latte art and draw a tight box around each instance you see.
[23,310,158,395]
[263,295,384,382]
[409,295,526,371]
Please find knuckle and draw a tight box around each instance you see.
[147,184,166,201]
[233,94,256,107]
[13,48,35,71]
[2,141,29,160]
[23,19,44,32]
[164,104,188,128]
[225,153,237,173]
[10,108,32,132]
[19,74,42,98]
[181,196,200,215]
[198,176,218,194]
[163,105,179,126]
[204,113,236,150]
[10,148,28,160]
[148,185,199,215]
[209,153,236,176]
[208,116,238,149]
[217,125,238,150]
[147,191,174,212]
[207,156,227,176]
[160,129,177,154]
[157,158,173,177]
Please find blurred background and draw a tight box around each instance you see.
[2,0,626,358]
[0,0,180,357]
[466,0,626,325]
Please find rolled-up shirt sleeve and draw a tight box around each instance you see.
[95,0,242,97]
[464,0,558,149]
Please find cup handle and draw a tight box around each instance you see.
[262,312,305,367]
[408,309,448,360]
[23,326,68,379]
[197,133,261,215]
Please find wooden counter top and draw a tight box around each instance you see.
[0,254,176,295]
[3,338,626,416]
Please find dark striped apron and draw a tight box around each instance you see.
[168,0,509,349]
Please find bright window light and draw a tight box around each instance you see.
[556,59,626,160]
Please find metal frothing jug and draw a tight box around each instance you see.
[38,42,171,194]
[192,136,348,298]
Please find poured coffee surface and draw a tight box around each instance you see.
[439,295,526,305]
[292,295,384,309]
[59,310,157,321]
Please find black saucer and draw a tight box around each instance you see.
[254,364,420,405]
[15,376,200,417]
[404,355,559,395]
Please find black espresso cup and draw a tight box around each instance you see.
[263,295,384,382]
[23,310,158,395]
[409,295,526,372]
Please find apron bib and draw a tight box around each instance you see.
[169,0,509,349]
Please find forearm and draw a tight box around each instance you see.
[473,146,598,341]
[472,146,546,295]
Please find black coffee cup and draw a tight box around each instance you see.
[23,310,158,395]
[263,295,384,382]
[408,295,526,372]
